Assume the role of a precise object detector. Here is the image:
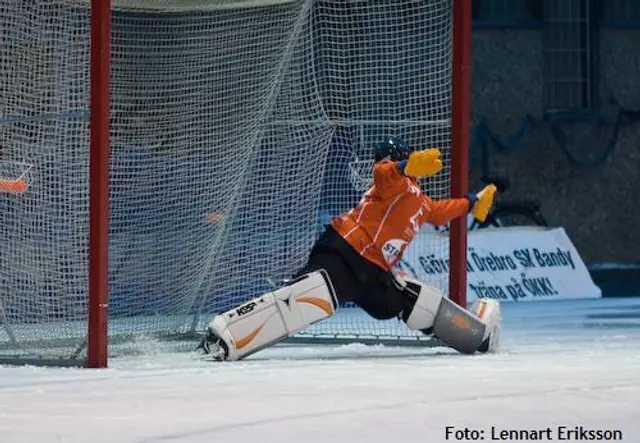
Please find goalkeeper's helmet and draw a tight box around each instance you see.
[374,136,412,163]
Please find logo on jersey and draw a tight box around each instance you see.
[382,238,409,265]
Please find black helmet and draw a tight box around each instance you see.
[374,136,412,163]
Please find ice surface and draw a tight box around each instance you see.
[1,298,639,443]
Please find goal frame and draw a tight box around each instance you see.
[88,0,112,369]
[84,0,472,368]
[449,0,472,311]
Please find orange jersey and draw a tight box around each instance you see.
[331,160,470,271]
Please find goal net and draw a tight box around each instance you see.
[0,0,457,364]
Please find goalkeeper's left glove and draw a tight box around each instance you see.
[467,184,497,223]
[402,148,443,178]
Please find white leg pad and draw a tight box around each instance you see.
[402,277,444,331]
[469,298,502,353]
[401,276,502,354]
[206,270,338,361]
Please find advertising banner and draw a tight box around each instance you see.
[398,227,602,302]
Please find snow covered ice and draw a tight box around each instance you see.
[1,298,639,443]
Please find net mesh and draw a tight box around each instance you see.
[0,0,453,361]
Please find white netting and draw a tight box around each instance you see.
[0,0,453,361]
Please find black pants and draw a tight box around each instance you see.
[294,226,413,320]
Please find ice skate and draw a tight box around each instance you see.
[197,326,229,361]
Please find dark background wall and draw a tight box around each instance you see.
[469,0,640,265]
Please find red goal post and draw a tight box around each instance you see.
[0,0,472,368]
[450,0,472,311]
[88,0,112,369]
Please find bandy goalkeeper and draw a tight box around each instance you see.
[200,137,501,361]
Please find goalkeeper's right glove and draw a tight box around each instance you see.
[468,184,497,223]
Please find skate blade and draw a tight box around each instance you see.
[195,335,227,361]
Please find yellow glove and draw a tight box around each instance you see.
[404,148,443,178]
[471,184,497,223]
